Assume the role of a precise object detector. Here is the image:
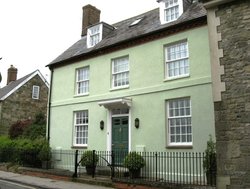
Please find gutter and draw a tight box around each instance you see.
[47,68,54,142]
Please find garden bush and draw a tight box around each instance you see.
[8,119,32,139]
[0,136,15,162]
[22,124,46,140]
[9,112,46,140]
[3,112,49,167]
[0,136,50,168]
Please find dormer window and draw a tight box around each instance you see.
[87,24,103,48]
[159,0,183,24]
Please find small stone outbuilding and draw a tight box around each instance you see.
[0,66,49,135]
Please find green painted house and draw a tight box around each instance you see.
[47,0,215,156]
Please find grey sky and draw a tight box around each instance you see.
[0,0,159,86]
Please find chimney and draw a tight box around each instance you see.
[81,4,101,37]
[7,65,17,85]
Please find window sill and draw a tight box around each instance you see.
[164,75,190,82]
[166,145,193,149]
[74,93,89,98]
[110,86,129,91]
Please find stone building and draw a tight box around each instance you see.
[0,66,49,135]
[200,0,250,188]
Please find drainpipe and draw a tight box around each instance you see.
[47,68,54,142]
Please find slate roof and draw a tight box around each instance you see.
[0,70,49,101]
[48,2,206,67]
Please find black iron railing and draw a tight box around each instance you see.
[0,149,216,187]
[69,150,216,187]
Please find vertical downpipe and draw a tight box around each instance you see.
[47,68,54,142]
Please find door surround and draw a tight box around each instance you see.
[107,109,131,152]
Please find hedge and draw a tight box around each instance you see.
[0,136,50,167]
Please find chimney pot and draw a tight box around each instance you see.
[7,65,18,85]
[81,4,101,37]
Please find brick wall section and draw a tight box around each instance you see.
[0,75,48,135]
[214,0,250,188]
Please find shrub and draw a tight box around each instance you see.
[33,112,46,125]
[203,135,216,173]
[23,124,46,140]
[124,152,146,171]
[81,150,99,167]
[38,140,51,161]
[8,120,32,139]
[0,136,51,168]
[0,136,15,162]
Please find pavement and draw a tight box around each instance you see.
[0,170,114,189]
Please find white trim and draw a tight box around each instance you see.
[128,109,131,152]
[0,70,49,101]
[107,110,112,152]
[98,98,132,109]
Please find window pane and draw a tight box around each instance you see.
[75,111,88,145]
[166,41,189,78]
[76,67,89,94]
[112,56,129,88]
[88,24,101,47]
[32,85,40,99]
[167,98,192,145]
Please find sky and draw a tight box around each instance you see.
[0,0,159,87]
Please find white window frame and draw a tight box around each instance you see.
[76,67,89,96]
[165,40,189,80]
[87,24,103,48]
[73,110,88,147]
[32,85,40,99]
[159,0,183,24]
[167,98,192,146]
[111,56,129,89]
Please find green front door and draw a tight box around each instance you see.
[112,116,129,165]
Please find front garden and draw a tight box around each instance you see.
[0,112,50,168]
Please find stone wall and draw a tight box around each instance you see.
[0,75,48,135]
[214,0,250,188]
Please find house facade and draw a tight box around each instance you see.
[48,1,215,154]
[0,66,49,135]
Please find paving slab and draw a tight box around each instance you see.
[0,170,113,189]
